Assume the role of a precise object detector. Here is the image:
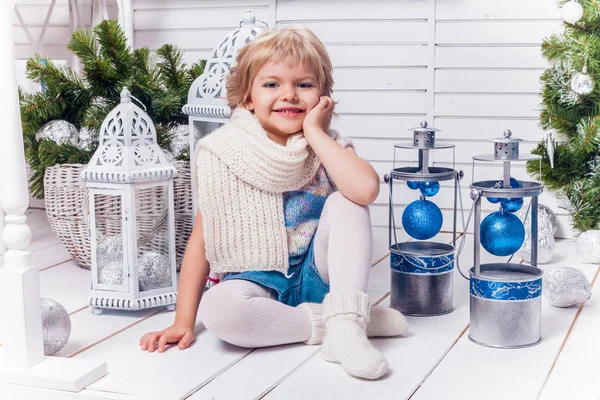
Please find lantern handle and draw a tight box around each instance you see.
[130,93,147,112]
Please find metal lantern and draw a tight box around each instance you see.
[384,121,464,316]
[82,88,178,315]
[183,9,266,210]
[468,129,544,348]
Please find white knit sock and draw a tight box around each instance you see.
[321,291,388,380]
[298,303,407,344]
[297,303,325,345]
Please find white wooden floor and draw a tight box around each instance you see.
[0,208,598,400]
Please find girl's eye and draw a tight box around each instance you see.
[264,82,278,88]
[298,82,314,88]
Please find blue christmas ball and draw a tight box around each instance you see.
[500,197,524,213]
[509,177,521,189]
[407,181,420,190]
[487,178,520,204]
[480,211,525,256]
[402,199,443,240]
[419,181,440,197]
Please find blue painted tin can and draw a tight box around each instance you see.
[469,263,543,348]
[390,241,455,316]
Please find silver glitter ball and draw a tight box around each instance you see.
[169,124,189,159]
[571,72,594,95]
[138,251,172,291]
[35,120,79,146]
[543,267,591,308]
[577,230,600,264]
[517,227,555,264]
[98,260,124,285]
[77,127,98,151]
[97,235,123,267]
[517,203,558,235]
[41,298,71,355]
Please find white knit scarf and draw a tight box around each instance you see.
[193,107,340,274]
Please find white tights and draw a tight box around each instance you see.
[198,191,373,348]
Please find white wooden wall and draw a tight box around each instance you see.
[14,0,118,63]
[16,0,572,236]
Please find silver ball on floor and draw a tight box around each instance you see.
[517,227,555,264]
[577,230,600,264]
[41,298,71,355]
[543,267,591,308]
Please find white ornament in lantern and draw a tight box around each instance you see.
[561,0,584,24]
[82,87,178,314]
[183,9,266,215]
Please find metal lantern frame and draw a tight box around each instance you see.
[82,88,178,314]
[466,129,544,348]
[182,9,267,213]
[384,121,464,316]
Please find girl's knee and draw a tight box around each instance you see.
[325,191,370,221]
[198,282,259,347]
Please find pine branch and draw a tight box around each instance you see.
[156,44,189,95]
[95,20,133,81]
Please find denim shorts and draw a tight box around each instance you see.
[221,239,329,307]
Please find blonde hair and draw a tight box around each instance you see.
[226,26,334,109]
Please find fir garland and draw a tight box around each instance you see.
[529,0,600,231]
[20,20,205,199]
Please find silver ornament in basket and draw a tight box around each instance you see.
[81,87,178,314]
[384,121,464,316]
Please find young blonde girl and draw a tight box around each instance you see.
[140,27,407,380]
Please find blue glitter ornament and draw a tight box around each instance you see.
[419,181,440,197]
[480,211,525,256]
[407,181,420,190]
[500,197,524,213]
[402,199,443,240]
[487,177,521,204]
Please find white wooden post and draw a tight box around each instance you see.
[0,1,107,391]
[0,206,6,256]
[117,0,134,49]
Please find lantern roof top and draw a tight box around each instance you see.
[82,88,177,183]
[182,9,266,119]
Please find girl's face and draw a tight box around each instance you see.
[246,61,322,145]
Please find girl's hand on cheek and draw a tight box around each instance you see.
[303,96,333,136]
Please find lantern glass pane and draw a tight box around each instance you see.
[94,192,125,287]
[135,184,173,292]
[192,121,223,148]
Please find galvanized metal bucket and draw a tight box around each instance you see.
[390,241,455,316]
[469,263,543,348]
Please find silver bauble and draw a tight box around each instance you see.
[35,120,79,146]
[98,260,124,285]
[571,72,594,95]
[138,251,171,291]
[517,203,558,235]
[41,298,71,355]
[97,235,123,267]
[577,230,600,264]
[517,227,555,264]
[543,267,591,308]
[169,125,189,159]
[77,127,98,151]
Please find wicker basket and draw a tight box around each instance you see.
[43,162,194,270]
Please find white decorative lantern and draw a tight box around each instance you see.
[183,9,266,210]
[82,87,178,314]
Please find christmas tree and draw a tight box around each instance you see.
[21,20,205,199]
[530,0,600,232]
